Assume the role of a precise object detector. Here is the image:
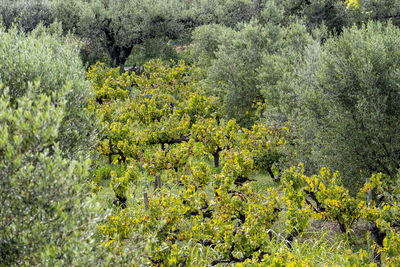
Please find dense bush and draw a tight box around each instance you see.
[281,164,400,265]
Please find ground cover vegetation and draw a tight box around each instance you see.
[1,0,400,265]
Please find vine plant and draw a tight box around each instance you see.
[88,59,400,265]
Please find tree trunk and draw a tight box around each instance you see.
[213,147,222,168]
[213,151,220,168]
[370,222,386,266]
[101,19,135,70]
[108,44,134,71]
[267,166,275,180]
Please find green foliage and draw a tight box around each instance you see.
[193,18,312,127]
[282,164,360,235]
[348,0,400,27]
[190,24,233,68]
[0,26,111,266]
[279,0,354,34]
[180,0,271,30]
[4,1,400,265]
[0,0,53,32]
[87,60,290,265]
[49,0,81,32]
[0,89,89,265]
[125,37,180,67]
[0,24,97,157]
[281,163,400,265]
[257,21,313,123]
[198,20,282,126]
[56,0,183,68]
[294,21,400,188]
[198,0,265,27]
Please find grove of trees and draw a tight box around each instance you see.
[1,0,400,265]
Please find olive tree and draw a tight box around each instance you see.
[191,2,311,126]
[0,25,111,265]
[74,0,182,68]
[0,0,53,31]
[294,21,400,188]
[178,0,269,31]
[257,21,313,124]
[279,0,354,34]
[354,0,400,26]
[0,22,97,157]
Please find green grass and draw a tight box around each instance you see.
[249,170,277,193]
